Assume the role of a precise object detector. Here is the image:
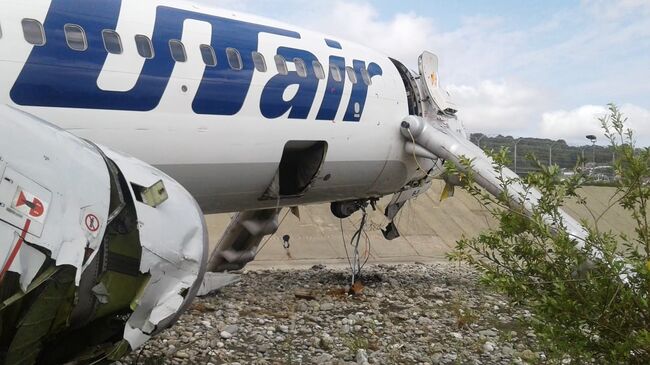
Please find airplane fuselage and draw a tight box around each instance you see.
[0,0,424,213]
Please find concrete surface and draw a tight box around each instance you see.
[205,181,637,268]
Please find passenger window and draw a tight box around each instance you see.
[102,30,122,54]
[0,22,3,39]
[313,61,325,80]
[64,24,87,51]
[346,66,358,84]
[252,52,267,72]
[200,44,216,66]
[294,58,307,78]
[135,35,154,59]
[360,68,372,85]
[226,48,242,70]
[169,40,187,62]
[275,55,288,75]
[22,19,46,46]
[330,64,342,82]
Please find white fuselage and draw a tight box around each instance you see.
[0,0,422,214]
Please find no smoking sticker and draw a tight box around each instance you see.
[83,213,102,237]
[85,214,99,232]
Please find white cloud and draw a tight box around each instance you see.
[448,81,544,136]
[299,2,438,69]
[540,104,650,145]
[194,0,649,145]
[582,0,650,20]
[295,2,525,85]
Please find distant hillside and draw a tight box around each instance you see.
[470,133,615,174]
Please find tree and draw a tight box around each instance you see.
[448,104,650,363]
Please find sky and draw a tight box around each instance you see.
[204,0,649,146]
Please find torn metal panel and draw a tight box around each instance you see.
[197,272,241,297]
[2,238,46,292]
[1,105,209,362]
[0,106,111,287]
[101,148,208,349]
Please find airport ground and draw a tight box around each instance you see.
[124,183,627,364]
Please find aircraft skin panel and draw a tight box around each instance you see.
[0,0,418,214]
[159,160,409,214]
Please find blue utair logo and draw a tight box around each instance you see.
[10,0,383,122]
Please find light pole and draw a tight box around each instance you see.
[586,135,597,165]
[476,134,486,149]
[513,138,523,174]
[549,141,558,166]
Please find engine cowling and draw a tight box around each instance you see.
[0,105,207,364]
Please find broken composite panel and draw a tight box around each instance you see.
[0,106,208,364]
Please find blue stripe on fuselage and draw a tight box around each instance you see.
[260,47,320,119]
[10,0,299,113]
[10,0,382,121]
[316,56,346,121]
[343,61,383,122]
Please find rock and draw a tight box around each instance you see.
[257,343,271,353]
[320,334,334,350]
[356,349,369,365]
[220,331,233,339]
[175,351,189,359]
[313,353,334,364]
[320,303,335,311]
[520,349,537,361]
[483,341,496,353]
[502,345,515,356]
[479,329,497,337]
[224,324,239,335]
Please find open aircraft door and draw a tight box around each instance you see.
[418,51,457,114]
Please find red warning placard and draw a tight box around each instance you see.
[12,188,48,223]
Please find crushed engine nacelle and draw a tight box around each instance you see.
[0,106,207,364]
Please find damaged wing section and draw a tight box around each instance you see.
[0,106,208,364]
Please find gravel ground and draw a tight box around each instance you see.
[123,263,548,365]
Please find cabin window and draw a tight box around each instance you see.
[226,48,242,70]
[64,24,87,51]
[330,64,342,82]
[22,19,46,46]
[360,67,372,85]
[200,44,216,66]
[0,22,3,39]
[252,51,267,72]
[313,61,325,80]
[169,40,187,62]
[275,55,288,75]
[346,66,358,84]
[102,30,122,54]
[294,58,307,78]
[135,35,154,59]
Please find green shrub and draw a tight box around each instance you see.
[448,104,650,363]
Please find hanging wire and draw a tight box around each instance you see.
[228,195,284,265]
[340,218,354,273]
[255,208,291,256]
[406,126,438,179]
[349,206,368,285]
